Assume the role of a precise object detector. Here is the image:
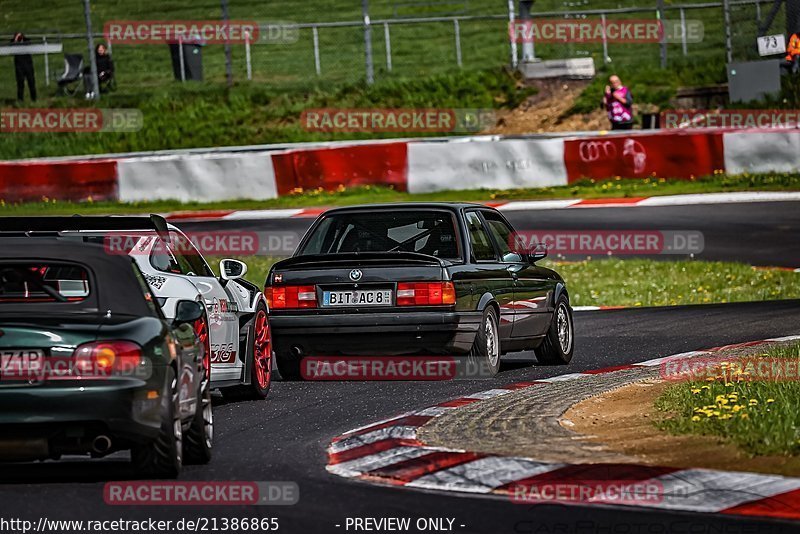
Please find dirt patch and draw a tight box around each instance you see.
[565,379,800,477]
[483,79,609,135]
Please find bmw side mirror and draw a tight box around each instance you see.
[219,259,248,281]
[174,300,204,325]
[528,243,548,263]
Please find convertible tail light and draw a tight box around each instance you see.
[396,282,456,306]
[73,341,143,376]
[266,285,317,309]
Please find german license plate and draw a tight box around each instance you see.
[323,290,393,307]
[0,349,45,379]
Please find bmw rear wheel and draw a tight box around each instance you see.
[466,306,501,377]
[535,295,574,365]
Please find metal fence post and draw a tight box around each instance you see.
[178,37,186,82]
[43,36,50,86]
[384,22,392,72]
[362,0,374,84]
[454,19,463,67]
[83,0,100,100]
[657,0,667,68]
[312,26,321,76]
[680,8,688,56]
[507,0,518,69]
[723,0,733,63]
[245,30,252,80]
[756,0,761,22]
[600,13,609,64]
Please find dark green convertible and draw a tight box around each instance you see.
[0,239,211,477]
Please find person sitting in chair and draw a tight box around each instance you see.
[83,43,114,99]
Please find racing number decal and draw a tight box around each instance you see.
[210,342,237,364]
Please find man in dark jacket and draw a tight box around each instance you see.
[11,32,36,102]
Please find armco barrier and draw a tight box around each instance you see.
[563,131,726,182]
[0,159,117,202]
[724,131,800,174]
[271,142,408,195]
[407,138,567,193]
[117,152,278,202]
[0,129,795,203]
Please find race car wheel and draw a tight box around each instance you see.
[466,306,501,377]
[183,372,213,464]
[131,367,182,478]
[535,295,574,365]
[248,304,273,398]
[194,312,211,382]
[223,302,273,398]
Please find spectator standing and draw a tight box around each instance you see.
[11,32,36,102]
[781,33,800,75]
[603,75,633,130]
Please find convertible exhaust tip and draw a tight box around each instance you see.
[91,435,112,454]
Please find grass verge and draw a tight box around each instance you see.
[655,341,800,456]
[2,172,799,216]
[208,256,800,308]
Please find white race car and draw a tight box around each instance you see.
[3,215,273,400]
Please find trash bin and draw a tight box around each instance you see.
[641,113,660,129]
[168,41,204,81]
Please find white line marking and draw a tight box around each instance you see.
[652,468,800,512]
[326,446,433,478]
[329,426,419,454]
[406,457,564,493]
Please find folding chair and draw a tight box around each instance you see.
[57,54,83,96]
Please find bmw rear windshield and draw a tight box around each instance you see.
[299,210,461,259]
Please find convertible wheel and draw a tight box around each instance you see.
[466,306,501,377]
[131,367,182,478]
[223,302,274,398]
[535,295,574,365]
[183,374,213,465]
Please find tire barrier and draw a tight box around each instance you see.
[0,129,792,203]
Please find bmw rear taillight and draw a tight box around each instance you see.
[266,285,317,309]
[396,282,456,306]
[73,341,143,376]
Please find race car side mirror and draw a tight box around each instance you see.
[174,300,204,325]
[220,258,248,281]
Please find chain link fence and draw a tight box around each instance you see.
[0,0,793,97]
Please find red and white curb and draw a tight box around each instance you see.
[326,335,800,521]
[164,191,800,222]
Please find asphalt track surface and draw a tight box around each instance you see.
[1,202,799,533]
[2,300,800,533]
[179,201,800,267]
